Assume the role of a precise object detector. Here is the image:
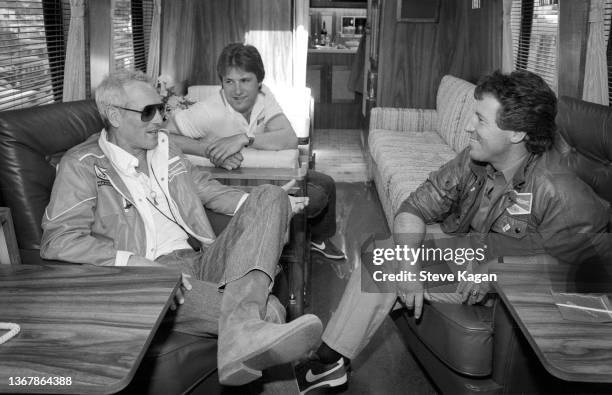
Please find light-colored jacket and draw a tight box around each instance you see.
[41,131,246,266]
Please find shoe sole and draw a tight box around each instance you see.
[310,247,346,260]
[300,374,348,395]
[219,315,323,386]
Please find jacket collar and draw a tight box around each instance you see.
[468,150,539,191]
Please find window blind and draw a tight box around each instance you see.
[112,0,153,74]
[0,0,66,111]
[605,0,612,104]
[511,0,559,92]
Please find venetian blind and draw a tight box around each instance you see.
[112,0,153,73]
[511,0,559,92]
[605,0,612,103]
[0,0,66,110]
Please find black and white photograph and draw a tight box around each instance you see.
[0,0,611,394]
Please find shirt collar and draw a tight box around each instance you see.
[220,84,268,125]
[98,129,140,177]
[470,150,538,190]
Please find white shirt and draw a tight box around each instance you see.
[98,130,192,262]
[174,84,284,139]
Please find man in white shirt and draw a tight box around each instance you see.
[173,43,346,260]
[40,71,323,386]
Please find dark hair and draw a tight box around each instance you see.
[474,70,557,154]
[217,43,265,83]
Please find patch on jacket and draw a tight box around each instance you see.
[94,164,111,187]
[506,191,532,215]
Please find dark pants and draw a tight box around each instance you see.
[306,170,336,241]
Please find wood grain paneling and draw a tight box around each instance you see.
[376,0,502,109]
[558,0,589,99]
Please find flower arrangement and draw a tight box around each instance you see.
[156,75,195,112]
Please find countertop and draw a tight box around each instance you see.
[308,46,357,54]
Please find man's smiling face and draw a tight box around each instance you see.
[221,67,260,116]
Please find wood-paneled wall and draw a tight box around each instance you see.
[160,0,293,89]
[377,0,502,108]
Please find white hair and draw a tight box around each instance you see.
[94,70,153,126]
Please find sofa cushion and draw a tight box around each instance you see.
[369,130,457,219]
[436,75,475,152]
[403,301,494,376]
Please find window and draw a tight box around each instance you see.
[605,0,612,103]
[112,0,153,73]
[511,0,559,92]
[0,0,67,111]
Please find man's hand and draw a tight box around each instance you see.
[281,180,309,217]
[127,256,193,310]
[456,260,492,305]
[397,267,424,319]
[170,273,193,311]
[211,152,243,170]
[206,134,248,163]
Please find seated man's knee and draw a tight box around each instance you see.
[308,171,335,196]
[252,184,286,201]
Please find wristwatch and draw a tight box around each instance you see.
[245,134,255,147]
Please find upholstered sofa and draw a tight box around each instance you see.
[368,74,612,393]
[368,75,475,227]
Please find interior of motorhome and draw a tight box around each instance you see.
[0,0,611,394]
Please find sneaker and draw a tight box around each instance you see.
[295,357,349,394]
[311,240,346,260]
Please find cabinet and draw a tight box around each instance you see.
[307,51,363,129]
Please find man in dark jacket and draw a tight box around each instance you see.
[294,70,610,393]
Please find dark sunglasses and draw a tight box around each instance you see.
[113,103,167,122]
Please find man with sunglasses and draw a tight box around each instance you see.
[172,43,347,261]
[40,70,323,386]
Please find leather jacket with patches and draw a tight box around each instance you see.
[398,148,610,264]
[41,131,246,266]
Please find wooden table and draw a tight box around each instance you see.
[0,264,180,394]
[491,260,612,383]
[206,155,310,318]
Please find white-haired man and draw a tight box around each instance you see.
[41,70,322,386]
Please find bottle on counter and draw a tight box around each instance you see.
[320,21,328,46]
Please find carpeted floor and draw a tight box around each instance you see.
[305,181,438,395]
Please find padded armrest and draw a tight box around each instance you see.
[369,107,438,133]
[185,148,299,169]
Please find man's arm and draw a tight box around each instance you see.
[169,133,243,170]
[252,113,298,150]
[206,114,298,163]
[41,155,132,266]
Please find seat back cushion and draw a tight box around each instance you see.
[0,100,103,250]
[556,96,612,229]
[436,75,475,151]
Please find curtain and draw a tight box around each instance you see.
[501,0,514,73]
[582,0,608,105]
[147,0,161,80]
[293,0,309,88]
[62,0,86,101]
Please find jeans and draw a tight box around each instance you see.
[157,184,291,337]
[307,170,337,241]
